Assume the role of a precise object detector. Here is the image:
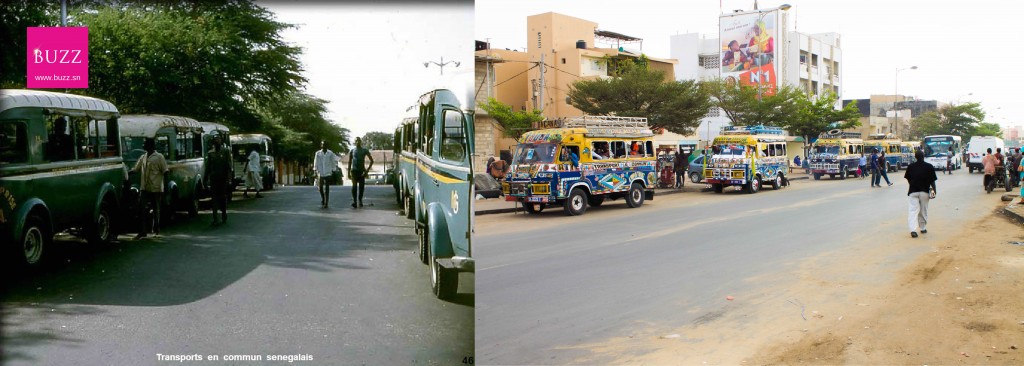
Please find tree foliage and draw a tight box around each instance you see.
[567,59,711,135]
[478,97,544,140]
[701,78,803,127]
[0,1,347,163]
[361,132,394,151]
[783,92,862,148]
[906,102,993,141]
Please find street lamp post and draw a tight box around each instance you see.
[893,65,917,136]
[424,56,460,76]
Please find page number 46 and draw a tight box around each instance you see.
[463,356,474,364]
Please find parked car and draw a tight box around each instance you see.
[688,153,707,183]
[1,89,125,267]
[474,173,502,199]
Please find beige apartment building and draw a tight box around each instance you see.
[480,12,677,121]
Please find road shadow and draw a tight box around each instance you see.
[1,187,418,307]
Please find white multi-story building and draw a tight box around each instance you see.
[670,20,843,142]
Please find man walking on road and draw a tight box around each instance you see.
[314,141,340,208]
[983,148,996,190]
[876,151,893,186]
[204,135,232,225]
[348,137,374,208]
[243,147,264,198]
[132,138,168,238]
[905,150,937,238]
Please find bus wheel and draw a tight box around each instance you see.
[21,214,49,267]
[523,203,545,214]
[839,170,848,180]
[404,193,415,219]
[86,201,116,245]
[772,175,782,190]
[430,245,458,300]
[745,177,760,194]
[588,195,605,207]
[813,173,821,180]
[418,226,429,265]
[563,188,588,216]
[713,183,724,193]
[625,183,644,208]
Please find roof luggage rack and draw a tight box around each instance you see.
[563,115,649,130]
[721,125,785,136]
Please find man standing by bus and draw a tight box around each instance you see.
[348,137,374,208]
[132,138,168,238]
[674,150,688,189]
[314,140,340,208]
[204,135,232,225]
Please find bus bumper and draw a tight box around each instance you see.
[435,256,474,272]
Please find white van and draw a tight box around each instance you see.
[966,136,1004,173]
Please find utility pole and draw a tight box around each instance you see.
[538,53,546,112]
[61,0,67,26]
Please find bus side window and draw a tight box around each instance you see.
[0,121,28,164]
[629,141,643,157]
[591,141,608,160]
[645,141,654,157]
[611,141,626,159]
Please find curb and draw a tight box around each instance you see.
[1003,197,1024,225]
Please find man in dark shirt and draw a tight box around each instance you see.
[904,150,938,238]
[204,135,232,225]
[673,150,688,189]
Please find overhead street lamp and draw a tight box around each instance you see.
[424,56,460,76]
[892,65,917,136]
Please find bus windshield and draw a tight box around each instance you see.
[513,143,557,164]
[233,143,266,160]
[924,139,954,157]
[812,146,840,155]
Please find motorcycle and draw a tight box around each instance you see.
[985,166,1012,193]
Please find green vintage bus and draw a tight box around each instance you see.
[395,115,418,218]
[411,89,473,300]
[1,89,125,267]
[230,134,275,190]
[119,115,206,220]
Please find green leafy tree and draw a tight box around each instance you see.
[254,91,350,164]
[905,102,991,141]
[904,110,943,140]
[361,132,394,150]
[701,79,801,127]
[972,122,1002,138]
[784,92,862,153]
[478,97,544,140]
[567,59,711,135]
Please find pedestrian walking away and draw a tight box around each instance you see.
[904,150,937,238]
[243,147,264,198]
[131,138,168,238]
[314,140,341,208]
[869,149,882,187]
[204,135,232,225]
[348,137,374,208]
[876,151,893,186]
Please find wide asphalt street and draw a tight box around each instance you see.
[475,168,1003,364]
[1,185,473,365]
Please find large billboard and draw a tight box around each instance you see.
[720,9,780,96]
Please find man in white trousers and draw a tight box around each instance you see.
[904,150,938,238]
[313,140,340,208]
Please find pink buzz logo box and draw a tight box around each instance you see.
[26,27,89,89]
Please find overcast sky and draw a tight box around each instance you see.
[262,2,474,140]
[475,0,1022,129]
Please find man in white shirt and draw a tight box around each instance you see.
[243,148,264,198]
[313,140,340,208]
[131,138,168,238]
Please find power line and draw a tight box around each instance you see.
[494,64,538,88]
[542,63,581,78]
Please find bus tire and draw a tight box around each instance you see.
[839,170,848,180]
[772,175,782,190]
[418,225,429,264]
[563,188,588,216]
[745,176,760,194]
[404,193,415,219]
[430,245,458,300]
[713,183,724,193]
[86,200,116,245]
[20,214,49,267]
[625,183,644,208]
[523,203,545,214]
[813,173,821,180]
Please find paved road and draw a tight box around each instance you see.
[475,169,1002,364]
[2,185,473,365]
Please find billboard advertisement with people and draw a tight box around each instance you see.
[720,9,780,96]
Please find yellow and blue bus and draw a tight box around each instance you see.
[705,125,789,193]
[503,116,656,216]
